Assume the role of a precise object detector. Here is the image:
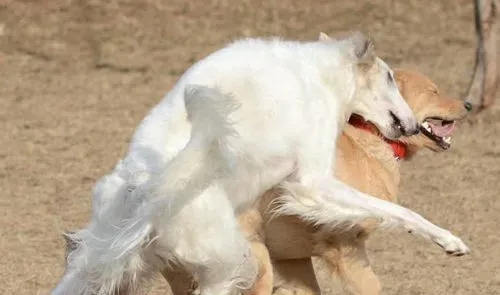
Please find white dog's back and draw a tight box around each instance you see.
[94,37,352,214]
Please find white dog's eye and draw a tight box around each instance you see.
[387,71,393,83]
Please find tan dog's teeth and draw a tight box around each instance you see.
[422,122,432,133]
[443,136,451,144]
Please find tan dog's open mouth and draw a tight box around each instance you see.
[420,117,455,149]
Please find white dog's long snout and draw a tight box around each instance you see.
[389,109,419,137]
[380,91,419,139]
[369,107,418,140]
[360,57,419,140]
[390,84,419,137]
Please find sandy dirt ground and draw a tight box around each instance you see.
[1,0,499,294]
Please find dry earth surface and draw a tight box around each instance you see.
[0,0,499,294]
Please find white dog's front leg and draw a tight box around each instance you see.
[317,177,469,256]
[289,118,468,255]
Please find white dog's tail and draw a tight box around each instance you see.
[53,85,240,295]
[149,84,239,215]
[53,173,156,295]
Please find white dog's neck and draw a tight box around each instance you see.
[304,43,359,129]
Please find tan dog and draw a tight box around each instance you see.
[161,69,469,295]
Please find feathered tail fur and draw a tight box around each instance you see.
[53,85,240,294]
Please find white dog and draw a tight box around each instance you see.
[54,32,468,295]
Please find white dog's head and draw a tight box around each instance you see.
[320,32,419,139]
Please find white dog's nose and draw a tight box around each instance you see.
[407,117,420,136]
[402,121,419,136]
[391,112,419,136]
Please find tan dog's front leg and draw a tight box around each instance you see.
[272,258,321,295]
[319,236,380,295]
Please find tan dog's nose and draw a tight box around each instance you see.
[464,101,473,112]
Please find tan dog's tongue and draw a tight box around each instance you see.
[428,121,455,137]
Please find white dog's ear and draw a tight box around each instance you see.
[352,32,374,62]
[343,31,375,66]
[62,231,77,263]
[62,231,78,253]
[318,32,331,41]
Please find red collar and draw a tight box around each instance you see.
[348,116,407,160]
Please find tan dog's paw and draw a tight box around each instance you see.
[272,286,319,295]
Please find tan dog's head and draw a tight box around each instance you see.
[393,69,470,155]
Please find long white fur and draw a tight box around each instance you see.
[53,33,468,295]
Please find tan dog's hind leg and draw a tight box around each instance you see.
[237,208,274,295]
[319,235,380,295]
[272,258,321,295]
[243,240,274,295]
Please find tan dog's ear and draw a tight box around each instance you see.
[393,69,406,94]
[318,32,332,41]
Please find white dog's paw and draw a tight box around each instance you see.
[433,232,470,256]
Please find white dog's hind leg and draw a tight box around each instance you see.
[149,85,257,295]
[155,185,257,295]
[276,177,469,256]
